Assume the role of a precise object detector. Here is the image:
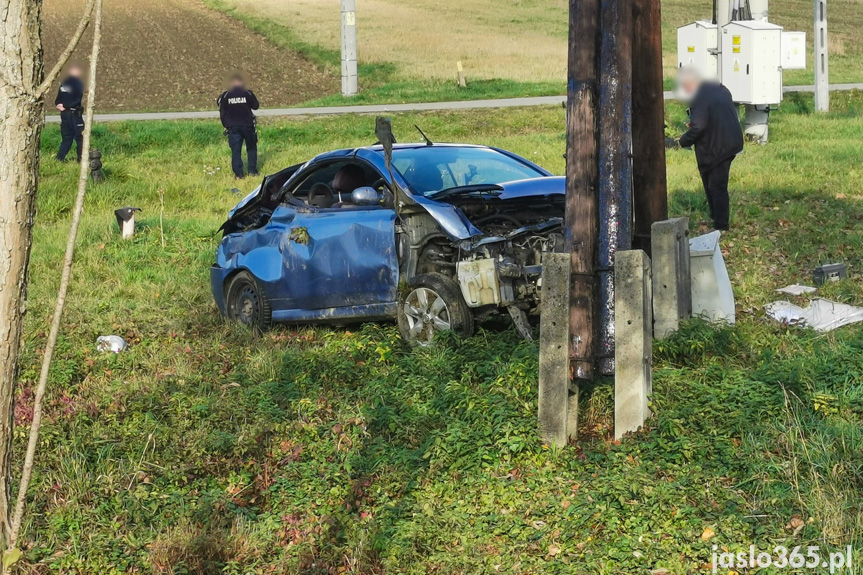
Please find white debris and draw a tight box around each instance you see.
[776,284,817,296]
[97,335,129,353]
[765,299,863,332]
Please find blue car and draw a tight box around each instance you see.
[211,142,565,345]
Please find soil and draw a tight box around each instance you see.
[42,0,338,112]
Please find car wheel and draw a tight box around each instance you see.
[225,271,272,330]
[398,273,474,346]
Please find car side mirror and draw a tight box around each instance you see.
[351,186,383,206]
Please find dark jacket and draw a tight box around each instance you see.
[678,82,743,171]
[55,76,84,112]
[217,87,260,129]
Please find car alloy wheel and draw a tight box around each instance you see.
[403,287,451,345]
[398,273,474,346]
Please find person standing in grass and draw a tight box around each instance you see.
[54,65,85,162]
[217,73,260,179]
[676,66,743,231]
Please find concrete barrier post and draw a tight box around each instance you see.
[539,252,574,447]
[614,250,653,440]
[651,217,691,338]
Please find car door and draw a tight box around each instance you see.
[276,159,399,312]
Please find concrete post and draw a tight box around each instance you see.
[814,0,829,112]
[614,250,653,440]
[539,253,576,446]
[340,0,358,97]
[651,218,691,339]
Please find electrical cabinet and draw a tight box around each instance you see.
[677,20,718,81]
[721,21,783,105]
[781,31,807,70]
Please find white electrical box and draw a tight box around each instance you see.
[721,21,783,105]
[677,20,719,81]
[781,31,807,70]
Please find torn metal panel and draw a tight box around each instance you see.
[765,299,863,332]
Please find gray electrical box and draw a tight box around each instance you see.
[677,20,719,80]
[721,21,783,105]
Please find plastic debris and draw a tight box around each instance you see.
[97,335,129,353]
[765,299,863,332]
[775,284,817,296]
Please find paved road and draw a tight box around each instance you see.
[45,83,863,123]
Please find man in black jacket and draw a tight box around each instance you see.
[54,65,85,162]
[217,74,260,179]
[677,67,744,231]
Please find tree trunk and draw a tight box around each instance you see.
[0,0,45,549]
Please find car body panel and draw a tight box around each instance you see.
[217,205,398,314]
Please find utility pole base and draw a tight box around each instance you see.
[614,250,653,440]
[539,253,577,446]
[651,218,691,339]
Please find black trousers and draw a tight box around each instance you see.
[57,111,84,161]
[699,156,734,231]
[227,126,258,178]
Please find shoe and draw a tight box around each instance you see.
[249,172,260,177]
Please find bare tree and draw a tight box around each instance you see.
[0,0,96,561]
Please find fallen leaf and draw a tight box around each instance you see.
[701,527,716,541]
[548,544,560,556]
[561,500,571,510]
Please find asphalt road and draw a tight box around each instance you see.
[45,83,863,124]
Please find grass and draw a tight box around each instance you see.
[210,0,863,106]
[15,93,863,573]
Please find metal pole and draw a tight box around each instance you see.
[632,0,668,253]
[814,0,829,112]
[565,0,601,381]
[341,0,358,97]
[597,0,634,375]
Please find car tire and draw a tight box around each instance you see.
[398,273,474,346]
[225,271,272,331]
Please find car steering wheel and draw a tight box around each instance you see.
[308,182,335,208]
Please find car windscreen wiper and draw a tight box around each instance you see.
[428,184,504,201]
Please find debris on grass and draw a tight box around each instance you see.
[96,335,129,353]
[765,298,863,332]
[775,284,817,296]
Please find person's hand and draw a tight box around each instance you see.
[56,104,65,112]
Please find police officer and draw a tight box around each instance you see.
[676,66,744,231]
[54,65,85,162]
[217,74,260,179]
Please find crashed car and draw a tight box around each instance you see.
[211,141,565,345]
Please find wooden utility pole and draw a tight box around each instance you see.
[596,0,634,375]
[631,0,668,254]
[565,0,601,381]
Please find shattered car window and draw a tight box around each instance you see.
[392,147,545,196]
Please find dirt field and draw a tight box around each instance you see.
[42,0,338,112]
[222,0,863,85]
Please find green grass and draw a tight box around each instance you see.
[16,95,863,573]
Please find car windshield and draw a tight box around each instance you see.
[391,147,545,196]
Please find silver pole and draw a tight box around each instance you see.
[341,0,358,97]
[814,0,829,111]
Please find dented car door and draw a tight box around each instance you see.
[278,207,398,312]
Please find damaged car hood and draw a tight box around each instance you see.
[416,176,565,241]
